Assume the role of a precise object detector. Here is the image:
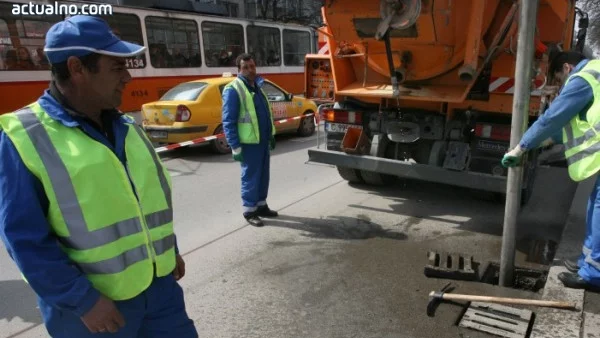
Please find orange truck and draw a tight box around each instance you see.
[306,0,591,204]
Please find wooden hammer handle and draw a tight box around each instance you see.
[430,292,577,309]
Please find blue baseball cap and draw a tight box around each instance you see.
[44,15,145,64]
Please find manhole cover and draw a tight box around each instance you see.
[458,302,533,338]
[480,262,548,292]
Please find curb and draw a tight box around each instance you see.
[530,175,596,338]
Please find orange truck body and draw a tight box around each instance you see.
[306,0,588,203]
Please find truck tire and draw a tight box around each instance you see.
[337,166,364,183]
[428,141,447,166]
[360,170,396,186]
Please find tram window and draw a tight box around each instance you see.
[202,21,244,68]
[97,13,146,69]
[145,16,201,68]
[0,3,60,71]
[283,29,310,66]
[247,25,280,67]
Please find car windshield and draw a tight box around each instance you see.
[160,82,208,101]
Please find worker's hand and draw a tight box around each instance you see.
[80,295,125,334]
[501,145,526,168]
[270,137,276,151]
[232,148,243,162]
[173,254,186,281]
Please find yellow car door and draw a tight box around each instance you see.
[262,81,299,132]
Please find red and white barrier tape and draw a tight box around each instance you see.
[154,113,317,153]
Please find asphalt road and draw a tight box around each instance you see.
[0,128,581,338]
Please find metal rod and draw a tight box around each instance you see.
[383,31,400,97]
[335,53,366,58]
[499,0,539,287]
[458,0,485,82]
[363,42,369,87]
[482,3,518,66]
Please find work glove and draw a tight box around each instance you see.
[232,148,243,162]
[501,145,525,168]
[270,137,276,151]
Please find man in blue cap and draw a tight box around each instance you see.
[0,16,198,337]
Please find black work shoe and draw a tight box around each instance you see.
[244,213,264,227]
[257,205,279,218]
[564,258,579,273]
[558,272,600,292]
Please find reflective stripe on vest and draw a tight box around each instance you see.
[5,107,175,282]
[231,80,253,124]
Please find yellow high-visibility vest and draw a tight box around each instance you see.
[225,78,275,144]
[0,102,175,300]
[562,60,600,182]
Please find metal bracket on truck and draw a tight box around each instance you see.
[308,148,507,193]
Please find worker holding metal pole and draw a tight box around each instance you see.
[501,36,600,291]
[498,0,539,287]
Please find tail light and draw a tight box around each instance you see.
[175,105,192,122]
[323,108,362,124]
[474,123,510,141]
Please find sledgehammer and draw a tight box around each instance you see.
[427,283,577,317]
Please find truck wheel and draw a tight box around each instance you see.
[337,166,364,183]
[360,170,396,186]
[428,141,447,166]
[210,125,231,154]
[297,110,316,137]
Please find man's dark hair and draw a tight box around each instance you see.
[235,53,254,71]
[50,53,102,84]
[549,51,586,75]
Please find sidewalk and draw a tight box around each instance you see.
[531,174,600,337]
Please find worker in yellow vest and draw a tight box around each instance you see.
[222,53,278,227]
[0,16,198,337]
[502,51,600,292]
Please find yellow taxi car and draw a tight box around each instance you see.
[141,74,318,154]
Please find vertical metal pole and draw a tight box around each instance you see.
[317,104,321,149]
[499,0,539,287]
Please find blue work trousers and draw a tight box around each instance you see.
[39,274,198,338]
[240,140,270,213]
[579,175,600,286]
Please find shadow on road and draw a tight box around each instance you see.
[345,179,508,236]
[0,279,42,325]
[292,166,577,268]
[343,166,576,241]
[263,214,407,241]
